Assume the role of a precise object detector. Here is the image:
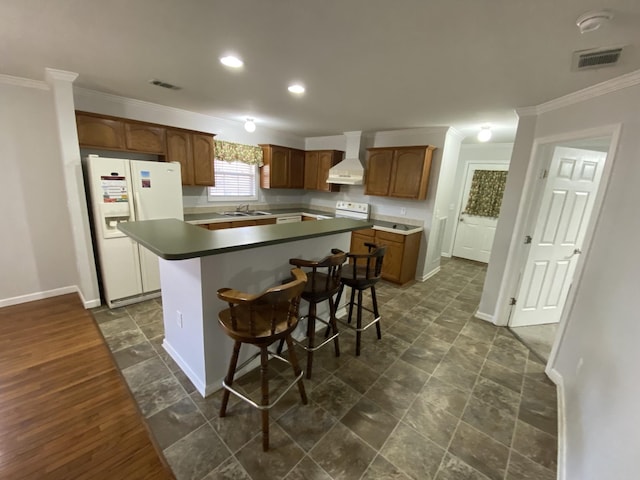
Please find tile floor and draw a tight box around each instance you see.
[92,257,558,480]
[509,324,558,362]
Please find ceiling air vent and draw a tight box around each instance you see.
[572,47,624,71]
[149,79,181,90]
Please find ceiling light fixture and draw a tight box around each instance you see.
[477,126,492,142]
[244,118,256,133]
[288,83,305,94]
[576,10,613,34]
[220,55,244,68]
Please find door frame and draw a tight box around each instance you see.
[451,161,509,261]
[494,124,621,347]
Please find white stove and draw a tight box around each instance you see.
[335,201,370,220]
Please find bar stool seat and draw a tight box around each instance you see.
[334,243,387,356]
[217,268,308,451]
[288,250,347,378]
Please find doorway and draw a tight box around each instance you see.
[452,162,509,263]
[508,136,612,339]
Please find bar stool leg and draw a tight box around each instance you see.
[306,302,317,379]
[260,347,269,452]
[356,289,363,356]
[328,297,340,357]
[220,340,241,417]
[348,287,356,325]
[371,285,382,340]
[285,335,307,404]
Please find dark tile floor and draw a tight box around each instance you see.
[92,257,558,480]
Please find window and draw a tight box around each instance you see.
[208,159,258,201]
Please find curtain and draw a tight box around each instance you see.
[214,140,263,166]
[464,170,508,218]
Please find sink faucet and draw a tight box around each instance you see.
[236,204,250,212]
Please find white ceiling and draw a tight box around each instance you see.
[2,0,639,143]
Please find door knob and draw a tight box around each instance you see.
[565,248,582,259]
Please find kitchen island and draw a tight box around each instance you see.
[119,218,372,396]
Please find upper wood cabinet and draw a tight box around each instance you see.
[260,144,305,189]
[166,129,215,186]
[76,111,215,186]
[124,123,165,154]
[364,145,436,200]
[76,113,126,150]
[304,150,344,192]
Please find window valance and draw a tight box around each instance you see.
[214,140,263,166]
[464,170,508,218]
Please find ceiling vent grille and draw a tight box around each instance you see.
[572,47,624,71]
[149,79,181,90]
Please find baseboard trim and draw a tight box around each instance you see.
[418,266,441,282]
[546,366,566,480]
[162,339,208,397]
[474,310,495,323]
[0,285,78,308]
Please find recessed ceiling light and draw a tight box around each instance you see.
[220,55,244,68]
[244,118,256,133]
[477,126,492,142]
[288,84,305,94]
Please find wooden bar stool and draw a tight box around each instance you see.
[217,268,308,452]
[288,250,347,379]
[334,243,387,356]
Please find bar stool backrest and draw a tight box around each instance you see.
[345,242,386,283]
[289,251,348,299]
[217,268,307,338]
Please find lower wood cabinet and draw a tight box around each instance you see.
[350,228,422,285]
[197,218,277,230]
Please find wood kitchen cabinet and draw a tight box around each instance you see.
[260,144,305,189]
[350,228,422,285]
[304,150,344,192]
[124,122,166,154]
[166,129,215,186]
[76,113,126,150]
[202,218,276,230]
[365,145,436,200]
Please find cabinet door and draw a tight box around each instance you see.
[208,222,231,230]
[124,123,166,154]
[289,149,305,189]
[230,219,257,228]
[270,146,290,188]
[76,114,125,150]
[365,149,394,196]
[318,151,341,192]
[166,129,194,185]
[389,148,428,199]
[375,231,405,283]
[192,134,215,186]
[304,151,319,189]
[254,218,277,226]
[350,230,376,255]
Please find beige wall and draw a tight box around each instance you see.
[0,80,77,305]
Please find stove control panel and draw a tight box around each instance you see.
[335,201,370,214]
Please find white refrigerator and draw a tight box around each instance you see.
[86,154,184,308]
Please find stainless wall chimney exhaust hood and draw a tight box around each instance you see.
[327,131,365,185]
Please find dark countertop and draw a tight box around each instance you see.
[118,218,372,260]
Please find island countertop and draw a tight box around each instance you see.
[118,218,372,260]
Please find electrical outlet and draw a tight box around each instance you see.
[176,310,183,328]
[400,208,407,216]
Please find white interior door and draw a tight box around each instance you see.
[510,146,607,327]
[452,163,508,263]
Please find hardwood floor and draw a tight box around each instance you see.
[0,294,175,480]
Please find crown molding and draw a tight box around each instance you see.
[44,68,78,83]
[0,74,49,90]
[372,126,450,140]
[517,69,640,117]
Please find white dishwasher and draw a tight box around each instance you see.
[276,215,302,224]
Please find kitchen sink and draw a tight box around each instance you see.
[246,210,272,216]
[222,210,272,217]
[222,211,250,217]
